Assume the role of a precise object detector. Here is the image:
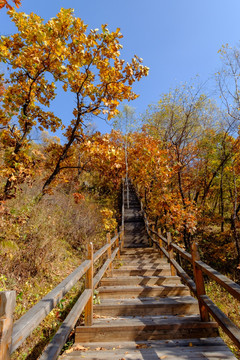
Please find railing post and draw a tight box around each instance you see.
[107,233,113,277]
[0,291,16,359]
[115,229,121,259]
[167,232,177,276]
[147,221,152,247]
[158,228,163,258]
[152,224,156,249]
[120,227,124,251]
[122,177,125,231]
[192,242,210,322]
[85,242,93,326]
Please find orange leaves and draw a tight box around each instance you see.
[73,192,85,204]
[0,0,21,10]
[1,7,148,197]
[127,131,198,235]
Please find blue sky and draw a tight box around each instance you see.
[1,0,240,136]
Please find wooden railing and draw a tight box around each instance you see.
[142,211,240,349]
[0,228,124,360]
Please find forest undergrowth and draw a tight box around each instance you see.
[0,177,119,359]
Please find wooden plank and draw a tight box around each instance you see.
[151,228,168,244]
[192,242,209,322]
[93,243,110,263]
[113,268,171,276]
[201,294,240,349]
[11,259,91,353]
[93,259,111,289]
[114,264,171,270]
[158,228,163,258]
[93,247,119,289]
[171,259,197,295]
[93,296,199,317]
[146,227,153,247]
[0,291,16,360]
[62,337,236,359]
[122,177,125,230]
[121,259,168,265]
[110,233,119,246]
[39,289,91,360]
[106,233,113,277]
[172,243,192,262]
[167,233,177,276]
[75,317,219,342]
[159,245,170,260]
[196,260,240,301]
[62,338,236,360]
[97,284,190,299]
[85,243,93,326]
[100,275,181,286]
[93,231,122,263]
[115,229,120,259]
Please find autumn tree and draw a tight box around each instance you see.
[217,44,240,131]
[40,12,148,195]
[0,10,65,199]
[141,83,217,247]
[0,8,149,199]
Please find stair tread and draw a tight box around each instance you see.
[101,275,181,281]
[61,338,236,359]
[118,265,171,269]
[94,295,198,306]
[76,315,218,329]
[98,285,188,295]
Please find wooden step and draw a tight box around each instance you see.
[120,254,163,259]
[118,262,170,270]
[113,268,171,276]
[120,254,166,260]
[100,275,182,287]
[93,296,199,316]
[97,284,190,299]
[61,338,236,359]
[121,259,168,266]
[75,315,219,342]
[121,248,158,254]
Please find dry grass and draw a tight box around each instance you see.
[0,179,112,359]
[205,281,240,359]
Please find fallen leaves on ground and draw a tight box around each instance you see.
[136,343,151,349]
[68,345,89,352]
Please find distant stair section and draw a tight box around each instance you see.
[123,181,148,248]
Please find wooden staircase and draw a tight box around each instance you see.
[61,182,236,359]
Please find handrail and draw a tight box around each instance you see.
[39,289,92,360]
[11,259,91,353]
[141,207,240,349]
[196,260,240,301]
[0,227,123,359]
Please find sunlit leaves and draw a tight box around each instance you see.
[0,7,148,197]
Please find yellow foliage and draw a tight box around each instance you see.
[100,208,117,232]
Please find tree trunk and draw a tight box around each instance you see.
[220,165,224,232]
[232,167,240,264]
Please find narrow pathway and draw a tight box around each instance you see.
[61,183,236,359]
[124,182,148,248]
